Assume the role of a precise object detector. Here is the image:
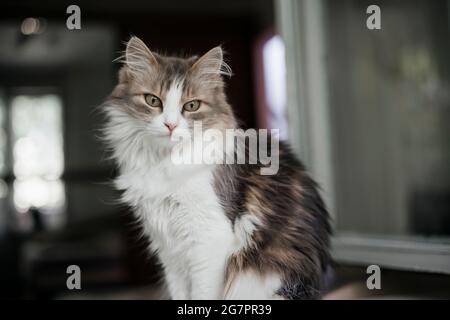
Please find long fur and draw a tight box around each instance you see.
[102,36,331,300]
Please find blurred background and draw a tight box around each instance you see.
[0,0,449,299]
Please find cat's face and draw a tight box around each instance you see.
[111,36,236,146]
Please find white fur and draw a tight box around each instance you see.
[162,79,184,126]
[233,214,261,252]
[225,272,284,300]
[104,81,282,300]
[135,166,236,299]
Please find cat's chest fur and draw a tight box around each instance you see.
[143,168,232,247]
[118,158,236,279]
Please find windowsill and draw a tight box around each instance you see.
[332,233,450,275]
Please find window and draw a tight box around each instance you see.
[3,92,66,230]
[0,91,7,234]
[277,0,450,273]
[0,91,6,176]
[262,34,288,140]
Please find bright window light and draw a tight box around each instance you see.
[0,94,6,176]
[262,35,288,140]
[10,94,65,214]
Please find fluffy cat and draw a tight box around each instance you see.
[102,36,331,300]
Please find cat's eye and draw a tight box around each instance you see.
[144,94,162,108]
[183,100,201,112]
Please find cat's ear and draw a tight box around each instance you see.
[190,46,232,78]
[124,36,158,77]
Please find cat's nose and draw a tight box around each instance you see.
[164,122,178,132]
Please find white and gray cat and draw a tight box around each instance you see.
[102,36,331,300]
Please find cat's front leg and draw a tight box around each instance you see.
[190,260,226,299]
[189,240,232,300]
[164,265,191,300]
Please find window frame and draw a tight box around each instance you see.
[275,0,450,274]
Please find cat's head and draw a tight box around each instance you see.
[108,36,236,147]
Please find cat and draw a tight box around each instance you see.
[102,36,331,300]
